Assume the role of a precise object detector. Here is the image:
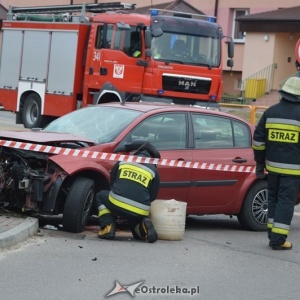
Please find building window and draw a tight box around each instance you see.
[235,78,242,90]
[232,9,248,42]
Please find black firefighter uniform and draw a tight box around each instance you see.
[252,98,300,246]
[96,152,160,239]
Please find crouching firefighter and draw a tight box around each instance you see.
[95,142,161,243]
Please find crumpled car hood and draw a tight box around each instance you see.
[0,130,95,145]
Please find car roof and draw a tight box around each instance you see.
[96,101,166,112]
[96,102,253,125]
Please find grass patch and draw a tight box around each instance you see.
[224,108,263,125]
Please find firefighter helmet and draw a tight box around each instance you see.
[278,76,300,102]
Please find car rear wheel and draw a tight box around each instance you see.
[63,177,95,233]
[237,180,268,231]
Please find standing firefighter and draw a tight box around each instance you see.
[252,77,300,250]
[95,142,161,243]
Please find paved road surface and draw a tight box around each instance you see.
[0,110,25,130]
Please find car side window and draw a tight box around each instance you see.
[129,113,187,150]
[232,120,251,147]
[192,113,251,149]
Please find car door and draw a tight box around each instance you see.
[125,112,192,203]
[188,112,255,213]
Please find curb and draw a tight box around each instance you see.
[0,217,39,249]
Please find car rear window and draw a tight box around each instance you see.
[192,113,251,148]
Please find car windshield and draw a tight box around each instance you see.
[43,106,143,143]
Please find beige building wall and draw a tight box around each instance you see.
[242,33,275,80]
[273,33,300,86]
[242,32,300,90]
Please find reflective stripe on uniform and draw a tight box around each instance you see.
[266,119,300,143]
[268,129,298,143]
[119,161,155,178]
[271,222,290,236]
[98,208,111,217]
[109,191,150,216]
[118,162,154,187]
[252,140,265,150]
[266,159,300,176]
[266,118,300,130]
[267,218,274,229]
[133,51,141,57]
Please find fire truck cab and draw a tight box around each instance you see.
[0,3,234,128]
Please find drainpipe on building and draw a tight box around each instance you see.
[214,0,219,19]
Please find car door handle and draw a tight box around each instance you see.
[232,158,247,163]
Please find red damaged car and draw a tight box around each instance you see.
[0,102,275,232]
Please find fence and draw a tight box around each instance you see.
[220,103,268,125]
[240,63,277,100]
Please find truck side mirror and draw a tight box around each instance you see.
[152,27,163,38]
[227,59,234,68]
[228,40,234,58]
[145,29,152,48]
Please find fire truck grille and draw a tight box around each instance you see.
[162,75,211,94]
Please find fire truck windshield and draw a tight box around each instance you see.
[151,32,220,67]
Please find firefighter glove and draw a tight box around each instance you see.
[255,163,265,179]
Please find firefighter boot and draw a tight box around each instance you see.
[143,218,158,243]
[98,223,116,239]
[137,218,158,243]
[269,241,293,250]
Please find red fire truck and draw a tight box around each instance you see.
[0,2,234,128]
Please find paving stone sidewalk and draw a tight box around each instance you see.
[0,211,39,249]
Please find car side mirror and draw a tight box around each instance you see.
[114,139,147,153]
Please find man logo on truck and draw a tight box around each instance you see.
[179,80,197,90]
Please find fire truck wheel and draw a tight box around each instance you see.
[22,93,48,129]
[63,177,95,233]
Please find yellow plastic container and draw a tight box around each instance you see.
[245,78,266,98]
[150,199,187,241]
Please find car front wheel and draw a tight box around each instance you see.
[237,180,268,231]
[63,177,95,233]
